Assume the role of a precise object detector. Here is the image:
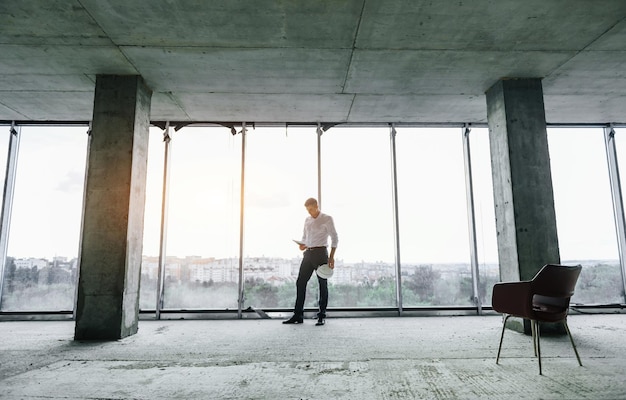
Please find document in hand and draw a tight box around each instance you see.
[293,239,306,246]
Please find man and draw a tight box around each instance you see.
[283,197,338,326]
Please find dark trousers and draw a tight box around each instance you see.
[294,247,328,318]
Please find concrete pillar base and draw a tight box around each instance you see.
[504,317,566,336]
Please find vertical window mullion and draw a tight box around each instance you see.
[0,123,21,310]
[237,123,247,318]
[462,125,482,315]
[604,126,626,303]
[390,125,403,314]
[317,124,323,207]
[156,123,172,320]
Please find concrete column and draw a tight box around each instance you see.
[486,78,560,282]
[75,75,152,340]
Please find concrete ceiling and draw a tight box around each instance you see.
[1,0,626,125]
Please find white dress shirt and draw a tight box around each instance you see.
[301,212,338,248]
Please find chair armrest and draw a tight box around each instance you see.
[492,281,533,318]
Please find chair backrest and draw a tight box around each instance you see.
[531,264,582,297]
[530,264,582,321]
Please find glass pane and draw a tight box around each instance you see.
[139,127,166,311]
[322,127,396,308]
[162,127,241,309]
[0,126,9,307]
[242,126,317,309]
[0,125,8,191]
[396,127,473,306]
[1,126,88,311]
[469,128,500,305]
[548,127,622,304]
[609,127,626,303]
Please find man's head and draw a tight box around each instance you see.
[304,197,320,218]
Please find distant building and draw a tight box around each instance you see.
[14,258,48,270]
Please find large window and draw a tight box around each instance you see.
[242,126,317,309]
[0,125,8,189]
[3,123,625,315]
[468,128,499,305]
[1,126,88,311]
[322,127,396,308]
[161,127,241,309]
[396,127,474,307]
[0,125,10,308]
[548,127,623,304]
[139,127,167,311]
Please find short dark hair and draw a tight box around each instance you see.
[304,197,318,207]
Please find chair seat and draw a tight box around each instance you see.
[532,303,565,313]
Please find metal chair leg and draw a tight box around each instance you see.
[531,319,538,356]
[563,319,583,366]
[533,320,542,375]
[496,315,510,364]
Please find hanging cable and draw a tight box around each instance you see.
[316,123,323,207]
[163,120,171,142]
[238,122,247,318]
[389,123,402,314]
[156,121,172,319]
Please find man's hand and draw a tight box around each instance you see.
[328,247,336,269]
[299,244,306,251]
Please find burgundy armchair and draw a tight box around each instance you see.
[492,264,583,375]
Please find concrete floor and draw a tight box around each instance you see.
[0,314,625,399]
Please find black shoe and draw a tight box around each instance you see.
[282,316,303,324]
[315,317,325,326]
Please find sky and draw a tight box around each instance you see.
[0,124,623,265]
